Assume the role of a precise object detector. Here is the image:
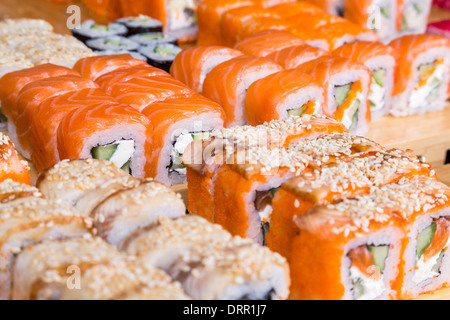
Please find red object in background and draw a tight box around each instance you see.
[427,19,450,38]
[434,0,450,10]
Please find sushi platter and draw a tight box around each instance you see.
[0,0,449,302]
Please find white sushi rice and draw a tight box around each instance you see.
[400,0,432,35]
[409,62,446,109]
[279,86,324,119]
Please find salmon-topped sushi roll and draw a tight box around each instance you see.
[73,54,148,81]
[30,88,120,172]
[213,133,384,245]
[297,56,372,135]
[120,215,290,300]
[268,1,324,17]
[266,44,331,70]
[141,95,225,186]
[95,65,170,94]
[234,30,305,58]
[108,75,195,112]
[344,0,397,43]
[397,0,432,36]
[197,0,254,46]
[182,115,347,223]
[0,64,78,121]
[13,75,98,160]
[202,55,283,127]
[56,104,152,178]
[245,69,324,125]
[333,41,397,119]
[235,16,294,46]
[268,149,435,262]
[0,133,30,185]
[389,34,450,117]
[170,46,244,94]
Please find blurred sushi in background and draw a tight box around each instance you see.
[71,20,128,44]
[139,44,182,72]
[116,15,164,35]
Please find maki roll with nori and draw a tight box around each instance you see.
[71,20,127,43]
[139,44,182,72]
[94,50,148,62]
[116,15,164,36]
[86,36,140,52]
[129,32,178,46]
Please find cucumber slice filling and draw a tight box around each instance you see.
[416,222,437,259]
[367,245,389,273]
[352,278,364,300]
[169,131,211,173]
[91,139,134,173]
[381,7,390,19]
[347,100,360,133]
[287,105,309,117]
[369,69,386,111]
[372,69,386,87]
[335,83,352,108]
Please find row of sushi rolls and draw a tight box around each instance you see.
[0,0,449,300]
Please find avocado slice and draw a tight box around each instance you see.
[120,160,131,174]
[335,84,352,108]
[91,144,119,161]
[419,62,435,75]
[367,245,389,272]
[372,69,386,87]
[353,278,364,300]
[417,222,437,259]
[287,105,308,117]
[155,46,176,56]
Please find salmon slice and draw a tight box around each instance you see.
[348,246,375,277]
[423,217,450,262]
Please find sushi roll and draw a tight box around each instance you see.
[37,159,132,206]
[116,15,164,35]
[397,0,432,36]
[213,133,384,245]
[59,256,189,300]
[389,34,450,117]
[245,69,324,125]
[120,215,290,300]
[11,237,120,300]
[70,20,127,44]
[266,44,331,70]
[233,30,305,58]
[95,65,170,94]
[344,0,397,43]
[141,95,225,186]
[304,0,345,16]
[129,32,178,46]
[233,16,294,46]
[91,179,186,245]
[182,115,347,223]
[297,56,372,135]
[0,197,92,300]
[139,43,182,72]
[85,36,140,53]
[94,50,148,62]
[107,75,195,112]
[29,88,121,172]
[56,104,152,178]
[73,54,148,81]
[202,55,283,127]
[12,75,98,160]
[0,133,30,185]
[268,149,436,262]
[0,179,42,205]
[333,41,397,119]
[169,46,244,94]
[197,0,254,46]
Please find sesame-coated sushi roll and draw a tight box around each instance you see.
[56,104,152,178]
[268,149,436,262]
[182,115,347,223]
[59,256,188,300]
[266,44,331,70]
[11,237,120,300]
[13,75,98,160]
[0,133,30,185]
[120,215,290,300]
[397,0,432,36]
[0,198,92,300]
[37,159,132,207]
[389,34,450,117]
[107,76,195,112]
[213,133,384,245]
[344,0,397,43]
[245,69,324,125]
[141,95,225,186]
[170,46,244,94]
[95,65,170,94]
[234,30,305,58]
[0,179,42,206]
[297,56,372,135]
[30,88,121,172]
[333,41,397,119]
[92,179,186,246]
[0,64,78,121]
[202,55,283,127]
[73,54,148,81]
